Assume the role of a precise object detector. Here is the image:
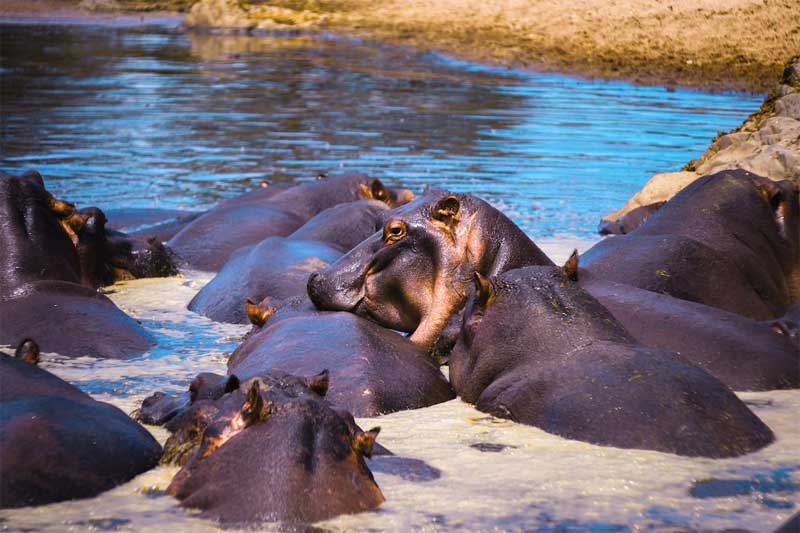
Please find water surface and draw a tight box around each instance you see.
[0,21,761,236]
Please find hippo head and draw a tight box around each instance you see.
[307,192,552,350]
[162,370,330,466]
[357,177,415,207]
[0,170,83,294]
[450,253,629,398]
[166,370,384,525]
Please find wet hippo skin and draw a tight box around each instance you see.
[228,312,455,417]
[582,169,800,319]
[579,273,799,391]
[0,171,156,358]
[187,200,391,324]
[0,170,82,294]
[167,173,413,272]
[0,353,162,508]
[449,261,774,458]
[307,191,553,350]
[165,371,384,526]
[188,237,343,324]
[0,280,155,359]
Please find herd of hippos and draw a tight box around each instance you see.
[0,167,798,527]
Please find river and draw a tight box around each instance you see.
[1,17,796,533]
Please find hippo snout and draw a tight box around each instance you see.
[307,271,362,311]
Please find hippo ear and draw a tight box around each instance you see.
[755,179,789,239]
[432,195,460,224]
[14,339,40,365]
[241,381,268,423]
[352,427,381,458]
[304,369,329,397]
[245,298,274,328]
[562,249,579,282]
[473,272,496,309]
[48,196,75,217]
[224,375,241,394]
[370,179,389,202]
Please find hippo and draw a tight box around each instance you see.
[187,238,343,324]
[582,169,800,319]
[579,271,799,391]
[0,280,155,359]
[167,173,413,271]
[449,261,774,457]
[0,347,162,508]
[307,192,553,350]
[165,371,384,526]
[286,199,391,252]
[0,171,157,358]
[135,371,231,426]
[1,170,176,291]
[597,201,664,235]
[76,207,177,287]
[228,311,455,417]
[0,170,82,294]
[188,200,391,324]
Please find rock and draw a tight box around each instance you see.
[185,0,324,31]
[602,55,800,227]
[601,171,698,223]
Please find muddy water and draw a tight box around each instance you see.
[1,244,798,532]
[0,18,796,533]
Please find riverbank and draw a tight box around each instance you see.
[3,0,799,93]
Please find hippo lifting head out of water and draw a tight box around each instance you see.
[307,192,553,349]
[449,257,774,457]
[165,370,384,526]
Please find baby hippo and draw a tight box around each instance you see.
[165,370,384,526]
[449,256,774,458]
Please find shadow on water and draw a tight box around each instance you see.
[0,23,761,237]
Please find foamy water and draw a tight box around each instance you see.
[1,240,797,532]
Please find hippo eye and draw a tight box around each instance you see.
[383,221,407,243]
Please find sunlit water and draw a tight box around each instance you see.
[0,20,761,237]
[1,18,795,533]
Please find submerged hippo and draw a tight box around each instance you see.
[0,172,156,358]
[76,207,177,287]
[228,311,455,417]
[449,260,774,457]
[580,271,799,391]
[188,200,392,324]
[165,371,384,525]
[0,280,155,359]
[188,237,342,324]
[0,347,162,508]
[307,192,553,350]
[104,207,202,242]
[582,169,800,319]
[167,174,413,271]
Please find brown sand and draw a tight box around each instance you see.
[307,0,800,93]
[3,0,799,93]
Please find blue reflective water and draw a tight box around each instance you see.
[0,22,761,237]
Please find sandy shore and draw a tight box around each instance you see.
[3,0,799,93]
[303,0,800,93]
